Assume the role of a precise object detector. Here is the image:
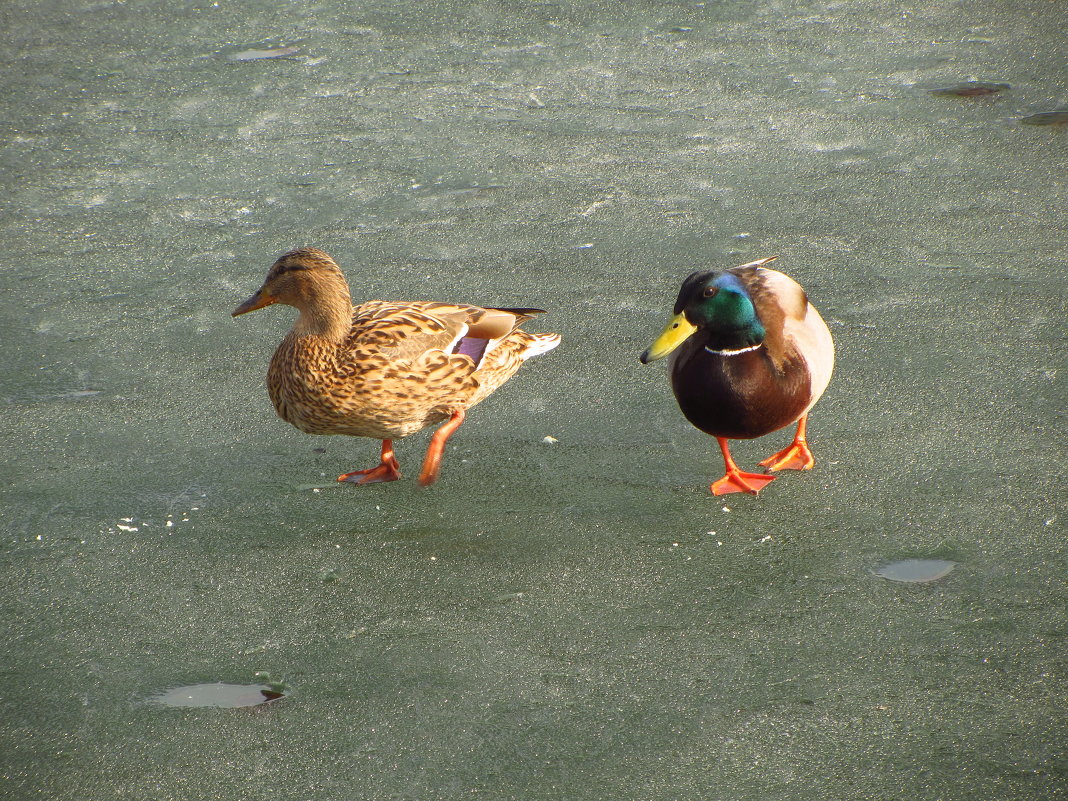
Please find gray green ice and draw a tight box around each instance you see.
[1,1,1065,799]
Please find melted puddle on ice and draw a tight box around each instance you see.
[222,45,300,62]
[874,559,957,583]
[230,47,299,61]
[150,683,287,709]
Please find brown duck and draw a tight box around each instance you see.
[233,248,560,486]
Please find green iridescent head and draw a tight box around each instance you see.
[641,270,766,363]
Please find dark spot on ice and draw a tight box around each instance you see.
[1019,109,1068,126]
[928,82,1010,97]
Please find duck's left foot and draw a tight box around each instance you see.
[759,441,814,472]
[338,440,402,485]
[338,463,402,484]
[711,469,776,496]
[759,416,815,471]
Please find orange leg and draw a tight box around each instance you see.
[338,439,402,484]
[759,415,815,472]
[711,437,776,496]
[418,410,465,486]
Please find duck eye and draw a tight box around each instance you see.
[703,286,718,298]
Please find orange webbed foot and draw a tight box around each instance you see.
[759,441,815,472]
[711,469,777,496]
[338,440,402,485]
[759,416,815,472]
[418,410,466,487]
[710,436,776,495]
[338,464,402,485]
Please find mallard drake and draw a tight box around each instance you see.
[233,248,560,486]
[640,257,834,496]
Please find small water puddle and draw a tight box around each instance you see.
[150,682,288,709]
[874,559,957,583]
[218,44,301,62]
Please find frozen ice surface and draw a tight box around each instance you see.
[1,0,1066,799]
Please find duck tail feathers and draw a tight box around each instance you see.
[520,332,561,360]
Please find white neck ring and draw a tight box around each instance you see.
[705,343,762,356]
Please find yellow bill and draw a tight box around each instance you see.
[640,313,698,364]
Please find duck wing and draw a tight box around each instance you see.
[728,262,833,402]
[727,262,810,370]
[347,301,542,366]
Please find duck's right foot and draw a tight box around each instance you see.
[710,468,776,496]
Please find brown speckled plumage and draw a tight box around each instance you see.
[233,248,560,484]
